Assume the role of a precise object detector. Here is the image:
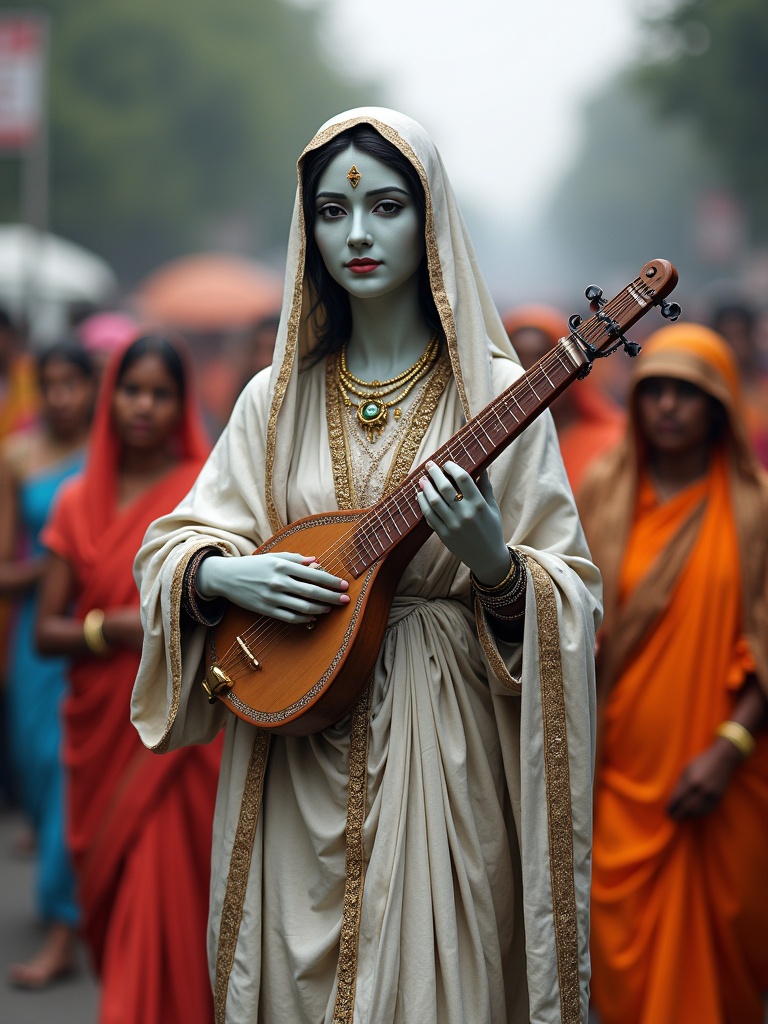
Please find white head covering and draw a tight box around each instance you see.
[264,107,519,531]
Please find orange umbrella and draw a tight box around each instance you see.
[133,254,283,330]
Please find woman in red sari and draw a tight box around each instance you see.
[36,334,220,1024]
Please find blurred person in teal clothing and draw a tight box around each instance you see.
[0,342,96,987]
[0,306,39,809]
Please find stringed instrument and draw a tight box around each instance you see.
[203,258,680,734]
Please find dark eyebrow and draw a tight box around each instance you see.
[315,186,410,201]
[366,186,410,198]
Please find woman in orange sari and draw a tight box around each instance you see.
[579,323,768,1024]
[36,334,220,1024]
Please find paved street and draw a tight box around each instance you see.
[1,805,765,1024]
[0,810,98,1024]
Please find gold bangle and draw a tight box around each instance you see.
[715,720,756,759]
[471,547,517,594]
[83,608,111,656]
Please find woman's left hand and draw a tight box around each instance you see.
[416,461,510,584]
[666,737,743,820]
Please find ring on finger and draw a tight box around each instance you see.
[453,492,464,502]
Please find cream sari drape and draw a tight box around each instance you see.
[132,108,601,1024]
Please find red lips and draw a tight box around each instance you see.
[346,258,381,274]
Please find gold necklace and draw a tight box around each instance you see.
[340,336,438,389]
[338,337,439,442]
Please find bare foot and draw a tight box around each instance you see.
[8,922,77,989]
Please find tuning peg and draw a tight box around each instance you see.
[661,300,681,322]
[624,341,641,357]
[585,285,605,311]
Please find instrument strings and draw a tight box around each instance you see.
[217,284,647,676]
[217,285,644,674]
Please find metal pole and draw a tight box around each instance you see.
[20,13,49,344]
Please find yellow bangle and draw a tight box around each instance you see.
[83,609,111,656]
[471,547,517,594]
[715,720,756,759]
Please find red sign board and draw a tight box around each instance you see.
[0,15,46,150]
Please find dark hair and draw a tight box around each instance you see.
[301,124,443,359]
[115,334,187,399]
[37,341,96,382]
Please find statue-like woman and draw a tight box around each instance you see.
[133,108,601,1024]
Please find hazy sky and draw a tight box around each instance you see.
[317,0,639,229]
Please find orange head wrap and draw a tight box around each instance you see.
[629,323,742,416]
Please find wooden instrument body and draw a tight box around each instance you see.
[208,510,430,735]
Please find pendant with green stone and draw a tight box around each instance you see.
[356,398,388,441]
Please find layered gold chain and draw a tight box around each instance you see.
[338,336,440,442]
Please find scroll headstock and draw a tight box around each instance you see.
[568,259,680,371]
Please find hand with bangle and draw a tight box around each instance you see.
[714,719,756,759]
[667,718,756,820]
[416,461,512,583]
[416,460,526,628]
[470,547,527,622]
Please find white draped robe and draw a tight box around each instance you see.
[132,354,599,1024]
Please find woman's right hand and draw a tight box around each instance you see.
[196,552,350,624]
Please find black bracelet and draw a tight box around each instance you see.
[182,547,228,627]
[471,548,527,612]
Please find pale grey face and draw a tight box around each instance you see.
[312,145,424,301]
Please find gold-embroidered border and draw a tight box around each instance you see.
[525,556,580,1024]
[155,538,230,754]
[473,598,523,695]
[214,729,271,1024]
[326,355,358,511]
[331,681,373,1024]
[265,215,307,534]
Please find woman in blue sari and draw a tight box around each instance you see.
[0,342,97,987]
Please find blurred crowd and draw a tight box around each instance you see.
[0,302,279,1014]
[1,285,767,1021]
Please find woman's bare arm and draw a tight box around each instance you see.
[0,457,45,596]
[36,552,144,656]
[35,552,89,656]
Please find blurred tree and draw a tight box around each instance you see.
[0,0,372,281]
[633,0,768,240]
[544,76,720,298]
